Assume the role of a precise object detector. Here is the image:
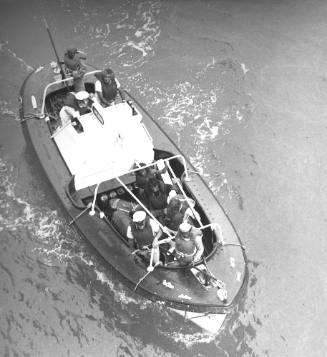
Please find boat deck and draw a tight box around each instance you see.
[54,102,154,190]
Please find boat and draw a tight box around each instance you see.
[19,56,248,334]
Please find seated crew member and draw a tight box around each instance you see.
[126,210,163,265]
[59,91,92,129]
[145,178,172,220]
[94,68,125,107]
[165,194,201,232]
[63,47,87,92]
[134,162,166,201]
[174,222,204,266]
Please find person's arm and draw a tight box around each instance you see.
[184,207,201,224]
[114,78,125,101]
[118,88,126,101]
[63,106,79,120]
[150,220,163,247]
[126,226,135,249]
[95,80,111,106]
[77,51,87,60]
[193,234,204,262]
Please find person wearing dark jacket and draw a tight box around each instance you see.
[144,178,172,222]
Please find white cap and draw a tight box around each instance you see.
[75,91,89,101]
[179,222,191,233]
[133,210,146,223]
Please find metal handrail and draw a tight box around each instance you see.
[75,155,188,185]
[198,222,224,243]
[41,70,101,115]
[165,160,202,227]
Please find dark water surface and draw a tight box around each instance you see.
[1,1,327,356]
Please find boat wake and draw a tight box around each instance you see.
[128,59,253,203]
[0,99,21,122]
[0,157,76,264]
[0,41,33,72]
[69,1,161,69]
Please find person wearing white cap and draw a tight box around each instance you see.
[174,222,204,266]
[126,210,163,264]
[59,91,91,128]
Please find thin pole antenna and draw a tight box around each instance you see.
[43,18,66,81]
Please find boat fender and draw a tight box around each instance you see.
[31,95,37,110]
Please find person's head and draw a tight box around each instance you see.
[148,178,160,194]
[103,68,115,84]
[136,163,147,177]
[132,210,147,230]
[67,47,78,59]
[100,194,108,203]
[75,91,89,108]
[179,222,192,239]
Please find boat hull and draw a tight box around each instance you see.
[20,64,248,325]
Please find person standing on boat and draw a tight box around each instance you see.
[174,222,204,266]
[63,47,87,92]
[126,210,162,265]
[94,68,125,107]
[59,91,92,128]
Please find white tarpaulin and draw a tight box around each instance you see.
[54,102,154,190]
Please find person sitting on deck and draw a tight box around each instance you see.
[134,162,167,202]
[59,91,92,130]
[126,210,163,265]
[63,47,87,92]
[94,68,125,107]
[173,222,204,266]
[165,193,201,232]
[144,178,172,222]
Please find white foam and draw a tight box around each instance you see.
[240,62,249,74]
[0,158,73,263]
[171,331,216,347]
[0,99,20,121]
[0,42,33,71]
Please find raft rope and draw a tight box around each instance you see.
[21,112,57,122]
[134,261,162,292]
[69,202,92,225]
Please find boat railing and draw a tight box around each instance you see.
[41,70,101,115]
[87,154,190,183]
[164,160,202,227]
[198,222,224,244]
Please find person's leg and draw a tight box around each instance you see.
[59,107,71,126]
